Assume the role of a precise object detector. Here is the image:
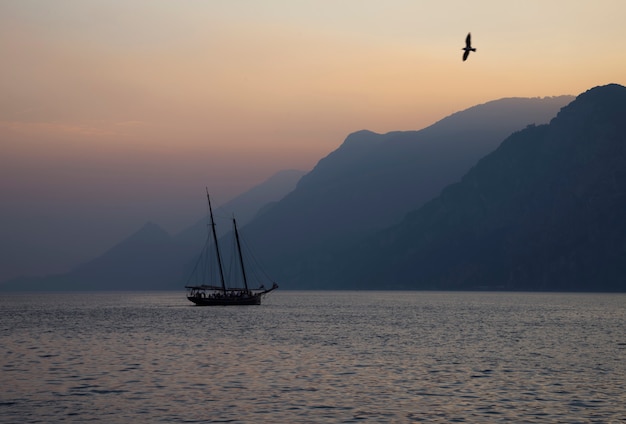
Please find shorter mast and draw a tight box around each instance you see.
[233,217,250,292]
[206,188,226,294]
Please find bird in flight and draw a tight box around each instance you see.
[462,33,476,61]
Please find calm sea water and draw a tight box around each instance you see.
[1,291,625,423]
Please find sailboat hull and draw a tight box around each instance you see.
[185,283,278,306]
[187,294,261,306]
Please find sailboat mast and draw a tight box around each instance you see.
[206,189,226,293]
[233,217,249,292]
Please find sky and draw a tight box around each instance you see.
[1,0,625,281]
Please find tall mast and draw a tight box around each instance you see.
[233,217,249,292]
[206,188,226,293]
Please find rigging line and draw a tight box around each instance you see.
[226,232,237,288]
[185,233,211,284]
[239,233,274,283]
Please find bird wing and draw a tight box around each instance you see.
[465,33,472,48]
[463,50,470,61]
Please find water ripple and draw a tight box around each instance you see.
[1,291,625,422]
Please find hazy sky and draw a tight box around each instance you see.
[1,0,625,280]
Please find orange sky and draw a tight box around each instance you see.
[1,0,625,279]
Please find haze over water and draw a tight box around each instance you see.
[2,1,626,283]
[2,291,625,422]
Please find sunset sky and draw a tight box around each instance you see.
[1,0,625,280]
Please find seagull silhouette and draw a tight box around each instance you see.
[462,33,476,61]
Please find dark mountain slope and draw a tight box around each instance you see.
[240,96,573,287]
[342,84,626,291]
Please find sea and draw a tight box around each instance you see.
[1,291,625,423]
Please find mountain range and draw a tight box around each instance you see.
[326,83,626,291]
[238,95,574,287]
[7,86,625,292]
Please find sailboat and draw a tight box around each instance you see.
[185,189,278,306]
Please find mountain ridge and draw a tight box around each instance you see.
[328,84,626,291]
[240,95,574,286]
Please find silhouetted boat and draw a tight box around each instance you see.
[185,189,278,306]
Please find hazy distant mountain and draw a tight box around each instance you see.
[175,169,305,248]
[239,96,574,287]
[328,84,626,291]
[67,222,193,290]
[0,222,191,291]
[1,169,305,291]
